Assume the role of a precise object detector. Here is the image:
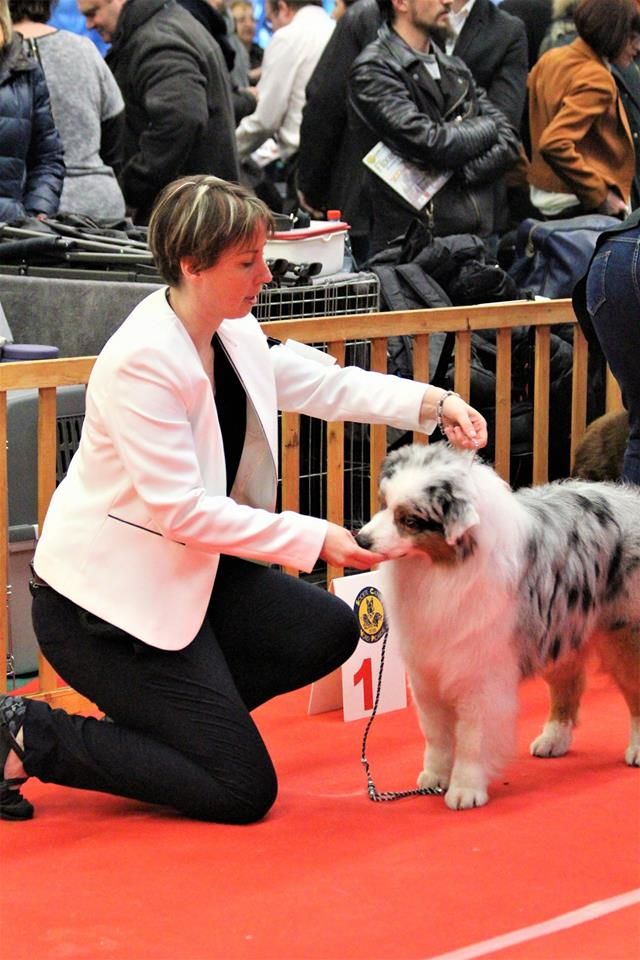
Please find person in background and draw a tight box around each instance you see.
[441,0,528,238]
[538,0,577,56]
[499,0,554,223]
[78,0,239,224]
[298,0,526,261]
[500,0,552,69]
[527,0,638,220]
[296,0,379,258]
[176,0,257,122]
[347,0,520,256]
[332,0,357,20]
[10,0,125,221]
[443,0,527,134]
[0,175,487,823]
[210,0,252,93]
[0,0,63,222]
[235,0,334,209]
[230,0,263,84]
[612,25,640,210]
[573,207,640,484]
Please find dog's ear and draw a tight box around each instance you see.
[443,500,480,547]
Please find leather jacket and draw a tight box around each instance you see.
[348,24,520,253]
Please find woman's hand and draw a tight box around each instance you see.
[421,388,488,450]
[599,190,629,218]
[441,392,488,449]
[296,189,324,220]
[319,522,387,569]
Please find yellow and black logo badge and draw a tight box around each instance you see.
[354,586,388,644]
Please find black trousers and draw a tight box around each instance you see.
[25,557,359,822]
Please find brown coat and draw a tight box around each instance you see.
[528,37,634,209]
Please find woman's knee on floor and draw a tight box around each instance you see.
[184,752,279,824]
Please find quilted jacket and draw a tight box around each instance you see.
[0,35,64,222]
[347,24,520,254]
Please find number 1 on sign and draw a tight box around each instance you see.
[353,658,374,712]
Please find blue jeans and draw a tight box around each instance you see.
[24,556,359,822]
[585,228,640,484]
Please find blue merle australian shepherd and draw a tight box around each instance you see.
[356,442,640,810]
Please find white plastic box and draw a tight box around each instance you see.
[264,220,349,277]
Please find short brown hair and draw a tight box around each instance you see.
[148,176,274,287]
[574,0,640,59]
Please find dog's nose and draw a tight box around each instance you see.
[355,530,372,550]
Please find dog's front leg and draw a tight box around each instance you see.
[446,680,519,810]
[411,680,455,791]
[446,715,490,810]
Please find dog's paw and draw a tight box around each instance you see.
[530,721,573,758]
[625,721,640,766]
[417,769,449,791]
[625,743,640,766]
[444,786,489,810]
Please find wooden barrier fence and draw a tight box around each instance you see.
[0,298,622,709]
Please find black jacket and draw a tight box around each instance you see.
[348,25,520,253]
[0,36,64,222]
[176,0,235,70]
[297,0,379,232]
[613,62,640,210]
[450,0,527,131]
[106,0,239,222]
[175,0,256,122]
[500,0,553,69]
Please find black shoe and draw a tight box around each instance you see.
[0,695,34,821]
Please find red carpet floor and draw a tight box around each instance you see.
[1,668,639,960]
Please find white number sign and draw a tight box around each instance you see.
[308,571,407,722]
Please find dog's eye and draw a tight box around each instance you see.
[402,517,423,530]
[401,515,443,534]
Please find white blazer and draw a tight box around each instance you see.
[35,289,431,649]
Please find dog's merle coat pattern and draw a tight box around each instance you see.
[356,442,640,809]
[515,486,640,675]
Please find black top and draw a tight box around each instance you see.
[213,333,246,496]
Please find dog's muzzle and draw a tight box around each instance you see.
[355,530,373,550]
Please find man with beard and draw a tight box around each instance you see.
[346,0,519,255]
[298,0,524,261]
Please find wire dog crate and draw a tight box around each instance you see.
[254,271,380,321]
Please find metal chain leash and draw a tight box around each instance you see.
[360,628,443,802]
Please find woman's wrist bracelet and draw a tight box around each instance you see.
[436,390,461,433]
